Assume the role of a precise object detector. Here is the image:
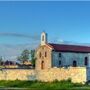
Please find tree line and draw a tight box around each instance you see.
[17,49,36,67]
[0,49,36,67]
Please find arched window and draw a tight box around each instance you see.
[59,61,61,66]
[73,60,77,67]
[42,35,44,41]
[84,57,88,66]
[39,52,41,58]
[59,53,61,57]
[45,52,47,57]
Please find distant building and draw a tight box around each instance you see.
[23,61,32,65]
[0,60,18,68]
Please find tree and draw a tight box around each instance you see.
[17,49,30,63]
[17,56,22,63]
[30,50,36,67]
[0,56,3,62]
[0,56,3,65]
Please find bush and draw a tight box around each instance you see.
[0,80,85,90]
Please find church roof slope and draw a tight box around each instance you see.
[49,43,90,53]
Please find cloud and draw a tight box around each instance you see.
[0,32,40,61]
[51,38,90,46]
[0,32,40,41]
[0,43,38,61]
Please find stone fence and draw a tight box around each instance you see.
[36,67,87,83]
[0,69,35,80]
[0,67,87,83]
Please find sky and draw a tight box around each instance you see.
[0,1,90,60]
[0,1,90,44]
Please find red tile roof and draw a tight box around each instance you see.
[49,43,90,53]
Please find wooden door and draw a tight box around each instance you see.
[41,61,44,69]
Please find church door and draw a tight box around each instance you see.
[85,57,88,66]
[73,60,77,67]
[41,61,44,69]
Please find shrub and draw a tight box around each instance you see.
[0,80,85,90]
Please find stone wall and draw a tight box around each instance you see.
[36,67,87,83]
[36,45,52,70]
[0,69,36,80]
[0,67,87,83]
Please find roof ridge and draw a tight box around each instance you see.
[48,43,90,47]
[48,43,90,53]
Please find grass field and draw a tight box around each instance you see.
[0,79,90,90]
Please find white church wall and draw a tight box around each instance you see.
[52,51,89,67]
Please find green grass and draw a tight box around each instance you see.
[0,79,89,90]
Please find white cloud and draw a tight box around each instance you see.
[0,43,38,61]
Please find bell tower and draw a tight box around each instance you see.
[41,32,47,45]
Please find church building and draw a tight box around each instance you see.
[36,32,90,70]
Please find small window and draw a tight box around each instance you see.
[73,60,77,67]
[39,52,41,58]
[59,61,61,66]
[85,57,88,66]
[45,52,47,57]
[42,35,44,41]
[59,53,61,57]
